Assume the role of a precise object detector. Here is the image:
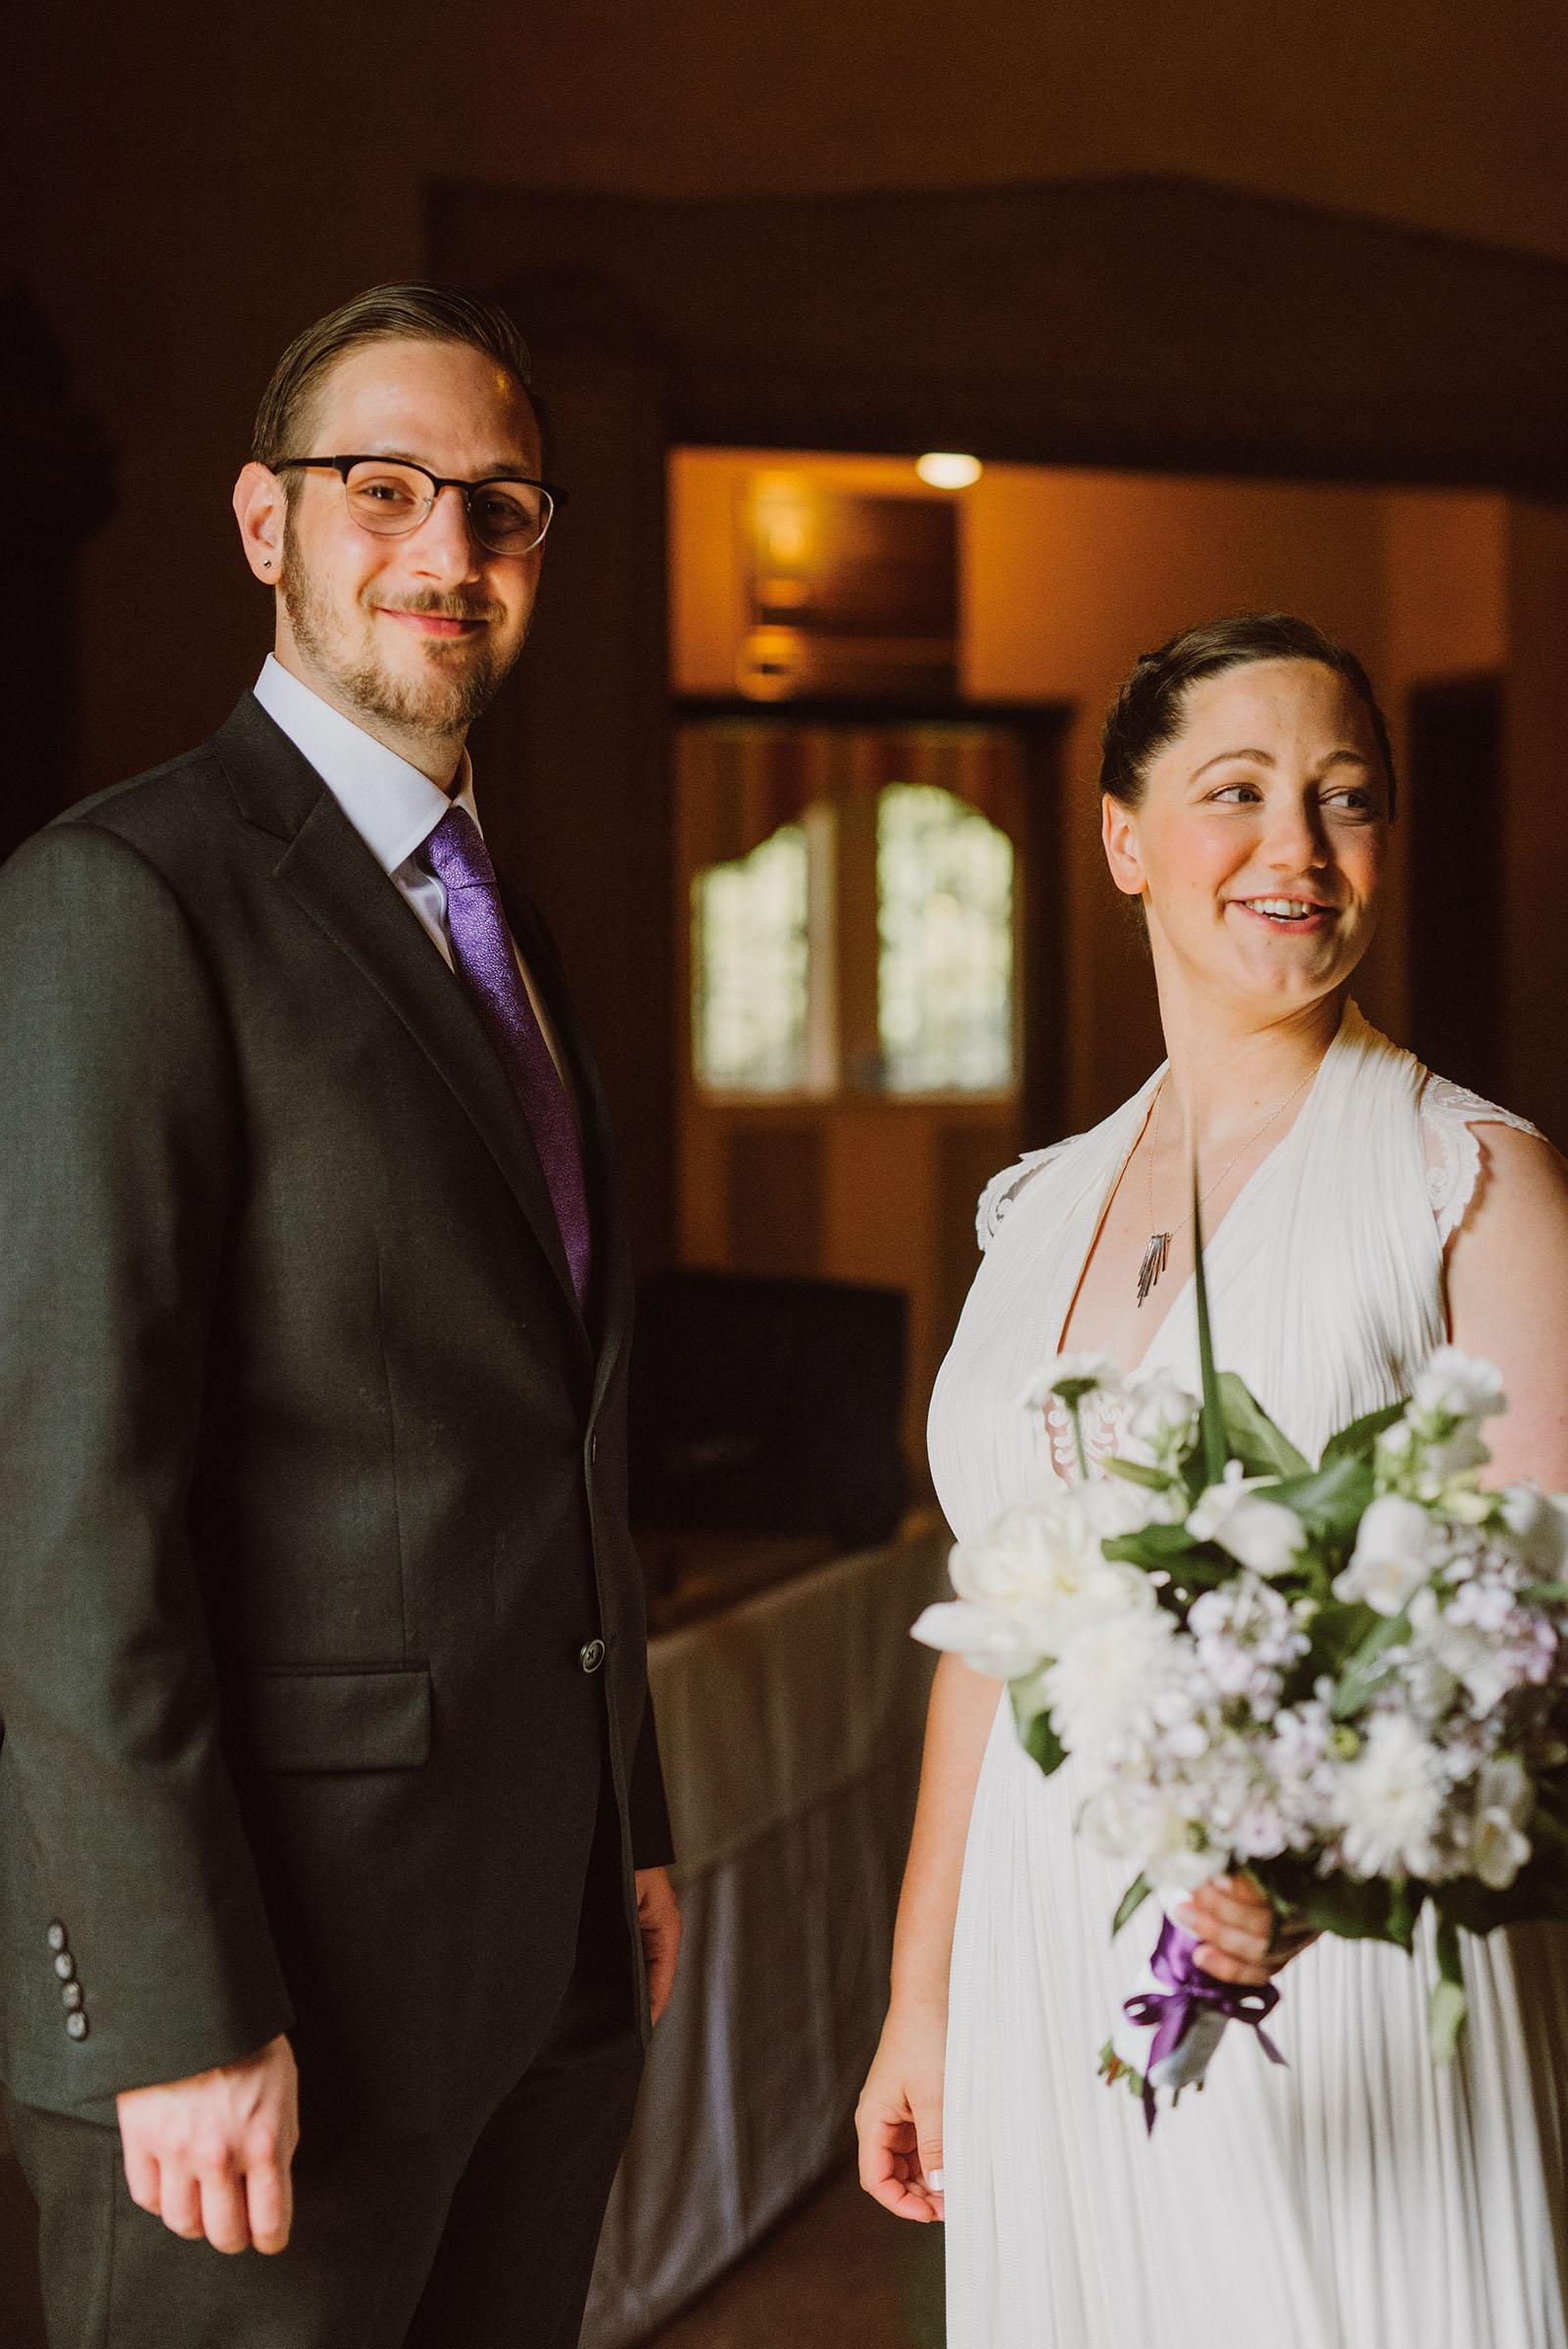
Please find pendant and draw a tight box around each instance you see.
[1137,1231,1170,1307]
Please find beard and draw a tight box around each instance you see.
[281,514,520,739]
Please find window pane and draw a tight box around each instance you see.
[692,824,809,1090]
[877,784,1014,1093]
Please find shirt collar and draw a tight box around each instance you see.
[253,654,479,873]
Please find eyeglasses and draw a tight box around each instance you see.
[271,455,564,557]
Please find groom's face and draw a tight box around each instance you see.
[266,338,544,748]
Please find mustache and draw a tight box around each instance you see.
[373,592,504,626]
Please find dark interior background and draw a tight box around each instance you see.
[10,3,1568,2333]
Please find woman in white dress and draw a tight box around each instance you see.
[857,613,1568,2349]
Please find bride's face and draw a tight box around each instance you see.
[1102,659,1390,1012]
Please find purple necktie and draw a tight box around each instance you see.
[421,806,591,1305]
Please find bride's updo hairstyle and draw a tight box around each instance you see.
[1100,612,1397,819]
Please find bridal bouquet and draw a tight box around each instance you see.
[914,1241,1568,2128]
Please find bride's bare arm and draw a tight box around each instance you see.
[856,1651,999,2223]
[1446,1124,1568,1489]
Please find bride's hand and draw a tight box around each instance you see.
[1177,1875,1318,1986]
[857,1996,947,2223]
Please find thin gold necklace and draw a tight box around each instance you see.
[1137,1065,1316,1306]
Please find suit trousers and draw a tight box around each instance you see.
[7,1801,644,2349]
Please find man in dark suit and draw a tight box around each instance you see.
[0,282,679,2346]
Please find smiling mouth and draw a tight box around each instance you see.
[1233,897,1336,925]
[378,609,487,639]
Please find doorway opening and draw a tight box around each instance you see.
[669,446,1508,1477]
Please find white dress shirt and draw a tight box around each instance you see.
[253,655,573,1093]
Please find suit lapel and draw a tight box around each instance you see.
[212,698,591,1353]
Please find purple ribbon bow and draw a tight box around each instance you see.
[1123,1913,1287,2133]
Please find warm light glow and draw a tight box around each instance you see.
[915,452,982,489]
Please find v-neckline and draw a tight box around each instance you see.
[1053,1021,1343,1377]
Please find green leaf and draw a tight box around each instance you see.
[1301,1598,1381,1677]
[1429,1977,1468,2064]
[1112,1873,1152,1936]
[1103,1454,1178,1493]
[1429,1912,1468,2063]
[1215,1372,1308,1480]
[1435,1831,1568,1930]
[1010,1679,1065,1776]
[1330,1608,1410,1719]
[1192,1181,1228,1490]
[1102,1522,1199,1565]
[1386,1875,1422,1952]
[1272,1453,1375,1542]
[1279,1869,1402,1941]
[1319,1399,1410,1469]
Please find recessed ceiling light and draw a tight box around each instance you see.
[915,452,982,489]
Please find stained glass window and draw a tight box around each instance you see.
[877,784,1014,1093]
[692,824,809,1090]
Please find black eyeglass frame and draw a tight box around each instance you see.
[271,455,566,555]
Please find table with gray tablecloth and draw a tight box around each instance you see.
[582,1517,948,2348]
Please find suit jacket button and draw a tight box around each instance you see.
[65,2012,88,2041]
[46,1922,68,1953]
[61,1982,83,2012]
[53,1952,75,1982]
[579,1638,606,1674]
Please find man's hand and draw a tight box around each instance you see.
[116,2033,299,2255]
[634,1866,681,2025]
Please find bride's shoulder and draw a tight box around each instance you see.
[1418,1069,1563,1248]
[975,1087,1154,1253]
[975,1141,1075,1251]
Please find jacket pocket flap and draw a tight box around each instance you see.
[245,1666,431,1773]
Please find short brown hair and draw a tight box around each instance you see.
[251,282,536,468]
[1101,612,1397,820]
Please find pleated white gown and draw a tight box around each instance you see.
[928,1007,1568,2349]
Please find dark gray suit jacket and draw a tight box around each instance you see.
[0,694,672,2133]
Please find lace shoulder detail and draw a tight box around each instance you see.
[976,1140,1074,1251]
[1421,1073,1542,1247]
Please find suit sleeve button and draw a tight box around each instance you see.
[65,2013,88,2041]
[46,1922,67,1953]
[579,1638,606,1674]
[53,1952,75,1982]
[61,1982,83,2012]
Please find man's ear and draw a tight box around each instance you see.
[233,463,286,585]
[1102,792,1147,900]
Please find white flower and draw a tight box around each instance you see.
[1423,1427,1492,1477]
[1017,1349,1124,1409]
[1467,1755,1533,1890]
[910,1600,1045,1681]
[1189,1574,1306,1717]
[948,1495,1099,1615]
[1334,1493,1437,1617]
[1411,1348,1507,1424]
[1334,1713,1449,1880]
[1500,1488,1568,1579]
[1044,1591,1180,1753]
[947,1490,1135,1646]
[926,1484,1162,1679]
[1120,1369,1201,1470]
[1187,1460,1307,1576]
[1410,1599,1518,1718]
[1077,1781,1217,1892]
